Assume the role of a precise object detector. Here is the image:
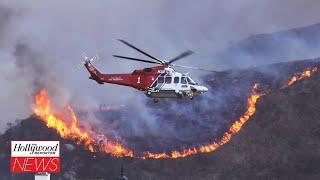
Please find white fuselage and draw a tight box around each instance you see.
[146,67,208,99]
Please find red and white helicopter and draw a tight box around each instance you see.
[83,39,218,100]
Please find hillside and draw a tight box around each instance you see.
[215,23,320,68]
[1,60,320,179]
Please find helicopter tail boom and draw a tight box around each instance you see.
[84,62,104,84]
[84,61,151,88]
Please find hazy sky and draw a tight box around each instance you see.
[1,0,320,131]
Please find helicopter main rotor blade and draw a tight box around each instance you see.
[113,55,161,64]
[168,50,193,64]
[171,64,221,73]
[117,39,164,64]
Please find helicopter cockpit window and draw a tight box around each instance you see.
[165,76,172,84]
[181,77,187,84]
[187,77,197,85]
[158,76,164,83]
[174,77,179,84]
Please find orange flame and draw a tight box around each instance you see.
[33,66,319,159]
[142,83,263,159]
[281,67,318,89]
[33,90,133,157]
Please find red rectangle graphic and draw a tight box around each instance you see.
[10,157,60,173]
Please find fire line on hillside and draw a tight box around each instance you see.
[32,66,319,159]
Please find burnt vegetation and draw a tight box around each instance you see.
[1,59,320,179]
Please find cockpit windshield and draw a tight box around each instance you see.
[187,77,197,85]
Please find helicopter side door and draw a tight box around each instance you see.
[154,75,165,90]
[161,75,174,90]
[180,76,189,91]
[173,76,180,92]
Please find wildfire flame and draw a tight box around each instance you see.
[281,67,318,89]
[32,66,319,159]
[33,90,133,157]
[142,83,264,159]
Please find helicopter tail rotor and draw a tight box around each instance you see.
[77,52,100,69]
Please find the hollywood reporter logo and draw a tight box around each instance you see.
[14,143,58,155]
[11,141,60,173]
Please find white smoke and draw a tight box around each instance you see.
[1,0,320,134]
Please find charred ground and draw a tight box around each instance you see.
[1,60,320,179]
[97,59,320,153]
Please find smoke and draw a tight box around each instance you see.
[1,0,320,149]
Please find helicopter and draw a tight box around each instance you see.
[83,39,219,101]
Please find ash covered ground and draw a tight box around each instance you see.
[1,59,320,180]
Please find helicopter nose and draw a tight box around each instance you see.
[197,86,208,92]
[202,86,208,92]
